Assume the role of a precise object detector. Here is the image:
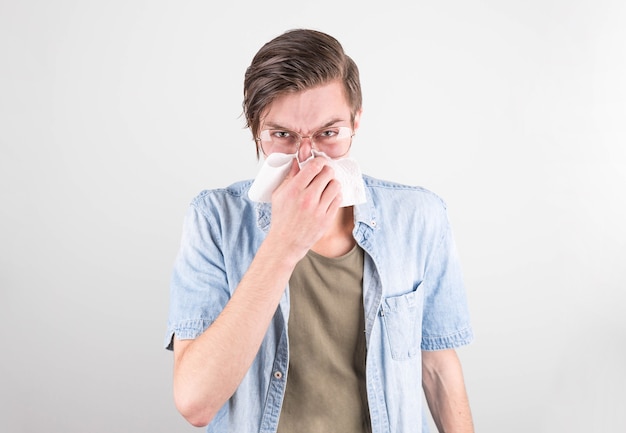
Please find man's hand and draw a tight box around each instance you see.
[268,157,342,260]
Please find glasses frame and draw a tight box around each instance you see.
[256,126,355,159]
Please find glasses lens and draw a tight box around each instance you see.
[312,127,352,158]
[259,130,298,155]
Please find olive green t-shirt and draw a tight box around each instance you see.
[277,245,371,433]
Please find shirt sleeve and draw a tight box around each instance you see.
[420,207,474,351]
[164,199,231,350]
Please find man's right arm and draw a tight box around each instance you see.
[172,158,341,427]
[172,235,299,426]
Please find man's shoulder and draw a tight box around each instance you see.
[190,179,254,204]
[362,174,448,210]
[186,180,257,219]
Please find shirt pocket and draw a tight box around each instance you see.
[381,288,423,361]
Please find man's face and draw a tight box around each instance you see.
[259,80,361,162]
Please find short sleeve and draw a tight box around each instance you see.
[420,209,473,351]
[164,200,231,350]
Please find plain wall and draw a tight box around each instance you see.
[1,0,625,431]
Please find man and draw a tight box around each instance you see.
[165,28,474,432]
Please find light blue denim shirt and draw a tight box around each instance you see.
[165,175,473,433]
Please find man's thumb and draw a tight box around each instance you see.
[282,158,300,181]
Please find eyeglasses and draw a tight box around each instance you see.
[257,126,354,159]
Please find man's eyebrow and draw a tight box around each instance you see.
[263,118,347,131]
[263,122,290,130]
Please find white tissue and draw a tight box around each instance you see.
[248,151,367,207]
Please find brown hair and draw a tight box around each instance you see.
[243,29,362,157]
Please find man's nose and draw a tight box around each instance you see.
[297,136,314,162]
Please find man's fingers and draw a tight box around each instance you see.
[319,178,342,211]
[292,156,331,189]
[273,156,338,211]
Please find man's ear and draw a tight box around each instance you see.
[353,108,363,131]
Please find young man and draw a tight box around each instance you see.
[165,29,474,432]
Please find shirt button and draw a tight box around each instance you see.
[371,220,377,227]
[273,371,283,379]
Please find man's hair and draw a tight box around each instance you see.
[243,29,362,156]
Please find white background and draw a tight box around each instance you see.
[1,0,625,431]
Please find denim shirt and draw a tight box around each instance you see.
[165,175,473,433]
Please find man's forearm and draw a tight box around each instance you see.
[422,349,474,433]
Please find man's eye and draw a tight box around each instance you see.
[316,129,339,139]
[272,131,291,139]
